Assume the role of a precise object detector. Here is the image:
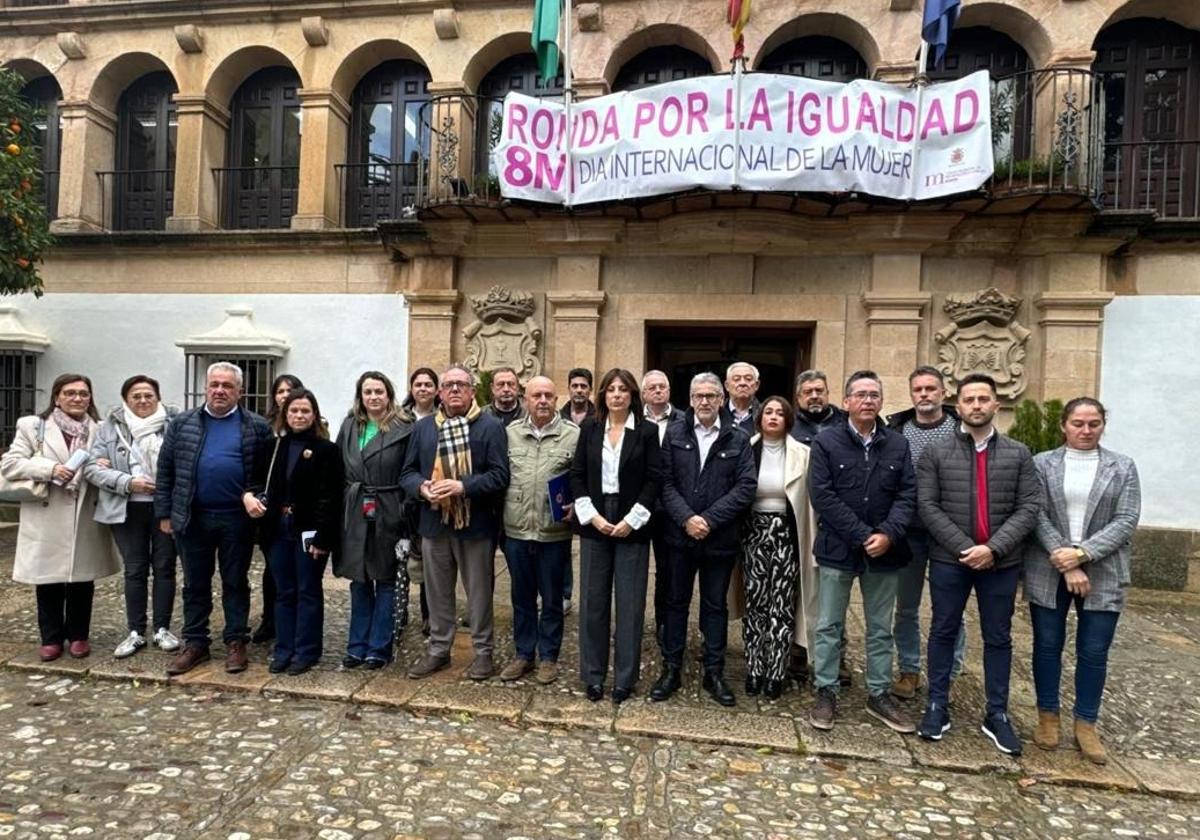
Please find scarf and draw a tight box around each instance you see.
[123,403,168,481]
[431,400,481,529]
[51,408,92,492]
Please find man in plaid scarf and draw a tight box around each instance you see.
[401,364,510,680]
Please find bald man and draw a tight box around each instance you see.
[498,376,581,685]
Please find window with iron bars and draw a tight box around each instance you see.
[184,354,276,418]
[0,351,39,449]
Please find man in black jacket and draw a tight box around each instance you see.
[808,370,917,734]
[916,373,1041,756]
[650,372,757,706]
[791,370,847,446]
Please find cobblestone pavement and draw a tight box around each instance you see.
[0,528,1198,837]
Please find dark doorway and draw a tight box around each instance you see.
[645,323,813,412]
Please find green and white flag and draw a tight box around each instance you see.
[532,0,562,81]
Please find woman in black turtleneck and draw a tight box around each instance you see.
[244,388,343,675]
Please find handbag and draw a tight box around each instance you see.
[0,419,49,504]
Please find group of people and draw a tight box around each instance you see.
[0,358,1140,763]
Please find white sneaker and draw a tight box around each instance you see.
[114,631,146,659]
[153,628,181,652]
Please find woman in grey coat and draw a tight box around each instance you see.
[87,375,181,658]
[1025,397,1141,766]
[334,371,414,669]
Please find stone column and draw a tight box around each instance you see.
[547,255,605,388]
[167,94,229,232]
[1035,253,1113,400]
[49,99,116,233]
[862,254,930,412]
[402,255,459,372]
[291,89,350,230]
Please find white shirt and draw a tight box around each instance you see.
[960,422,996,453]
[848,417,878,450]
[1063,447,1100,543]
[573,414,651,531]
[728,399,753,426]
[644,403,674,444]
[696,416,721,468]
[204,404,239,420]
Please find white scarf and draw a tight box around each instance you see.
[122,403,168,480]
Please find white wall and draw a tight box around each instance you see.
[1100,295,1200,530]
[9,293,410,422]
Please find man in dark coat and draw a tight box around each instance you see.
[641,369,686,653]
[481,366,528,427]
[650,372,757,707]
[725,361,761,434]
[807,370,917,735]
[791,369,848,445]
[401,364,510,681]
[156,362,272,676]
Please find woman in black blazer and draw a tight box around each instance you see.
[569,368,661,703]
[245,388,343,676]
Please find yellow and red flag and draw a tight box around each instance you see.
[727,0,751,60]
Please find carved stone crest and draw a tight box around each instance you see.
[935,287,1030,400]
[462,286,542,380]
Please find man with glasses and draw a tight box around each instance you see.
[651,373,757,707]
[401,364,510,682]
[791,370,847,446]
[807,370,917,734]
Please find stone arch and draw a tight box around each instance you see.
[87,52,176,114]
[953,2,1053,69]
[463,32,537,94]
[602,24,723,88]
[331,39,429,103]
[4,59,57,86]
[1096,0,1200,32]
[204,46,302,107]
[753,13,881,75]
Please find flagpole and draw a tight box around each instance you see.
[562,0,574,209]
[732,56,744,190]
[910,40,930,201]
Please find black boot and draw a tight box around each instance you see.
[703,671,736,707]
[787,645,809,685]
[745,674,763,696]
[649,665,681,702]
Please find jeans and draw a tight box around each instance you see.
[175,508,254,649]
[893,529,966,676]
[267,515,327,666]
[662,546,737,674]
[505,537,568,662]
[347,580,396,662]
[112,501,177,635]
[928,561,1019,715]
[1030,577,1120,723]
[35,582,95,645]
[813,565,899,696]
[563,546,574,601]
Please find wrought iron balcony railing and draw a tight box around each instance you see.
[1101,139,1200,219]
[213,165,299,230]
[336,161,426,227]
[97,168,175,231]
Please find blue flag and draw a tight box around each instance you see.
[922,0,960,69]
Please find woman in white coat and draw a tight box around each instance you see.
[0,374,118,661]
[742,396,816,699]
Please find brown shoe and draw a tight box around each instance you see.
[467,653,495,681]
[499,657,534,682]
[1034,710,1060,750]
[890,671,920,700]
[535,660,559,685]
[166,645,211,676]
[1074,718,1107,765]
[225,640,248,674]
[407,653,451,679]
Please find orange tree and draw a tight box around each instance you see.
[0,68,51,296]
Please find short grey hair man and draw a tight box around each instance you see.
[441,363,477,388]
[690,372,724,396]
[795,369,828,391]
[207,361,244,389]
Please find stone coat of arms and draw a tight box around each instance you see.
[935,287,1030,400]
[462,286,542,380]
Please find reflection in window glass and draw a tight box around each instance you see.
[404,101,425,162]
[282,107,301,166]
[240,107,271,167]
[366,103,392,163]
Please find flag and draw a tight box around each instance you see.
[727,0,751,61]
[921,0,960,69]
[532,0,562,82]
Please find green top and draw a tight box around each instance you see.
[358,420,379,450]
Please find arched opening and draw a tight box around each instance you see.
[112,71,178,230]
[757,35,867,82]
[1094,18,1200,215]
[224,67,302,229]
[475,53,564,183]
[17,74,61,221]
[344,60,432,226]
[613,45,713,92]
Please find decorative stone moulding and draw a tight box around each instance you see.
[433,8,460,40]
[0,306,50,353]
[56,32,85,61]
[888,0,917,10]
[301,17,329,47]
[462,286,542,381]
[174,24,203,54]
[578,3,602,31]
[176,308,290,357]
[935,287,1030,400]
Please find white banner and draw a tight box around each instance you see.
[493,71,993,205]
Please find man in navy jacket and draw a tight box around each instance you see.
[807,370,917,734]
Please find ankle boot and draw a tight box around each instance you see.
[1074,719,1107,765]
[1034,710,1060,750]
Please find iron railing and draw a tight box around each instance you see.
[97,168,174,231]
[336,161,425,227]
[213,165,299,230]
[40,169,57,221]
[1102,139,1200,219]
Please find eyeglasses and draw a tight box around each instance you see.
[848,391,882,402]
[692,393,722,403]
[61,389,90,398]
[442,381,473,391]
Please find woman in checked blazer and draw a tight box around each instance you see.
[1024,397,1140,766]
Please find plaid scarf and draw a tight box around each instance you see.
[431,400,481,529]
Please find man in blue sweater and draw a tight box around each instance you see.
[156,362,272,676]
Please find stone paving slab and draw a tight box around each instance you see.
[1018,745,1141,791]
[907,726,1022,774]
[351,671,424,707]
[523,690,617,732]
[170,660,275,693]
[797,720,913,766]
[615,700,802,753]
[1121,757,1200,799]
[407,681,531,722]
[87,651,173,685]
[6,648,92,675]
[262,665,371,700]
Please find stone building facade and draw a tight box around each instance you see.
[0,0,1197,587]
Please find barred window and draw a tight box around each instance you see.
[185,354,276,418]
[0,351,38,448]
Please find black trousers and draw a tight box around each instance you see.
[662,545,737,673]
[36,582,95,645]
[112,501,177,634]
[651,518,672,651]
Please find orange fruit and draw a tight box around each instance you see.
[5,143,20,156]
[15,258,29,269]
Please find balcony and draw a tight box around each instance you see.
[336,161,426,227]
[97,169,174,231]
[1101,139,1200,219]
[214,165,299,230]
